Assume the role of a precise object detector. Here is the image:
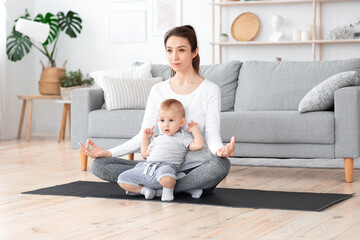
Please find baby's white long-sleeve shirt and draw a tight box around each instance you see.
[109,79,224,170]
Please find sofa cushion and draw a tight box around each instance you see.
[199,61,242,112]
[133,62,171,82]
[298,71,358,113]
[234,59,360,111]
[102,76,163,110]
[88,109,144,138]
[134,61,242,112]
[90,61,152,89]
[220,111,334,144]
[151,64,172,81]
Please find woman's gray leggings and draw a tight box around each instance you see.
[91,155,230,192]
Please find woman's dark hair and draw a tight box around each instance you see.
[164,25,200,77]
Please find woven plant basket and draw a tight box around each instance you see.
[39,81,62,95]
[38,61,67,95]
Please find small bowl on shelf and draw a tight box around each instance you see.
[219,33,229,42]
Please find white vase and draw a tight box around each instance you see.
[301,30,311,41]
[292,30,301,41]
[60,86,83,100]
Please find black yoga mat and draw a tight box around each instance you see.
[22,181,353,212]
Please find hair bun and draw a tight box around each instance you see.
[183,25,195,32]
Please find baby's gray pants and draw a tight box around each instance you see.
[117,161,178,189]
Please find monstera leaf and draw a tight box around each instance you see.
[6,9,82,66]
[34,13,59,45]
[6,30,32,62]
[57,11,82,38]
[6,10,32,62]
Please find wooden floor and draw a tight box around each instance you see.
[0,137,359,240]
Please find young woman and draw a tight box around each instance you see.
[80,25,236,193]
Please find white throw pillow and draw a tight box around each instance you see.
[90,61,152,88]
[102,76,163,110]
[298,71,358,113]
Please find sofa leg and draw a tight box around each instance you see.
[80,151,88,171]
[129,153,134,161]
[344,158,354,183]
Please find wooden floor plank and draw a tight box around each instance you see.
[0,137,359,239]
[334,221,360,240]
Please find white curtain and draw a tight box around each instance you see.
[0,0,6,141]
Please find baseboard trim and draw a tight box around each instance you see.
[229,157,360,169]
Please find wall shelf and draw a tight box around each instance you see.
[212,41,313,46]
[211,0,360,63]
[211,0,360,6]
[211,39,360,46]
[212,0,314,6]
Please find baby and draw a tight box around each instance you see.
[117,99,204,201]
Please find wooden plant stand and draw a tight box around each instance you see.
[17,95,61,141]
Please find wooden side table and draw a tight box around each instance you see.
[17,95,61,141]
[56,100,71,143]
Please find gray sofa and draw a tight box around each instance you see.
[71,58,360,182]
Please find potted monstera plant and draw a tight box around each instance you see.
[6,9,82,95]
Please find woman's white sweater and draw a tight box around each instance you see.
[109,79,224,170]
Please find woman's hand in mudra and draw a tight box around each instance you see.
[79,138,112,158]
[216,136,235,157]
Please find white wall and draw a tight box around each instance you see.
[215,2,360,62]
[2,0,360,140]
[2,0,36,141]
[0,0,6,140]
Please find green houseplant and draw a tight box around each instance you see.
[350,20,360,39]
[6,9,82,95]
[7,9,82,66]
[60,69,94,100]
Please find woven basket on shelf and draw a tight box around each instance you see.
[231,12,260,41]
[38,81,62,95]
[38,61,66,95]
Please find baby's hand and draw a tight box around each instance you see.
[187,120,199,133]
[143,126,155,139]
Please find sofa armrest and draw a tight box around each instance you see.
[71,87,104,149]
[334,86,360,158]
